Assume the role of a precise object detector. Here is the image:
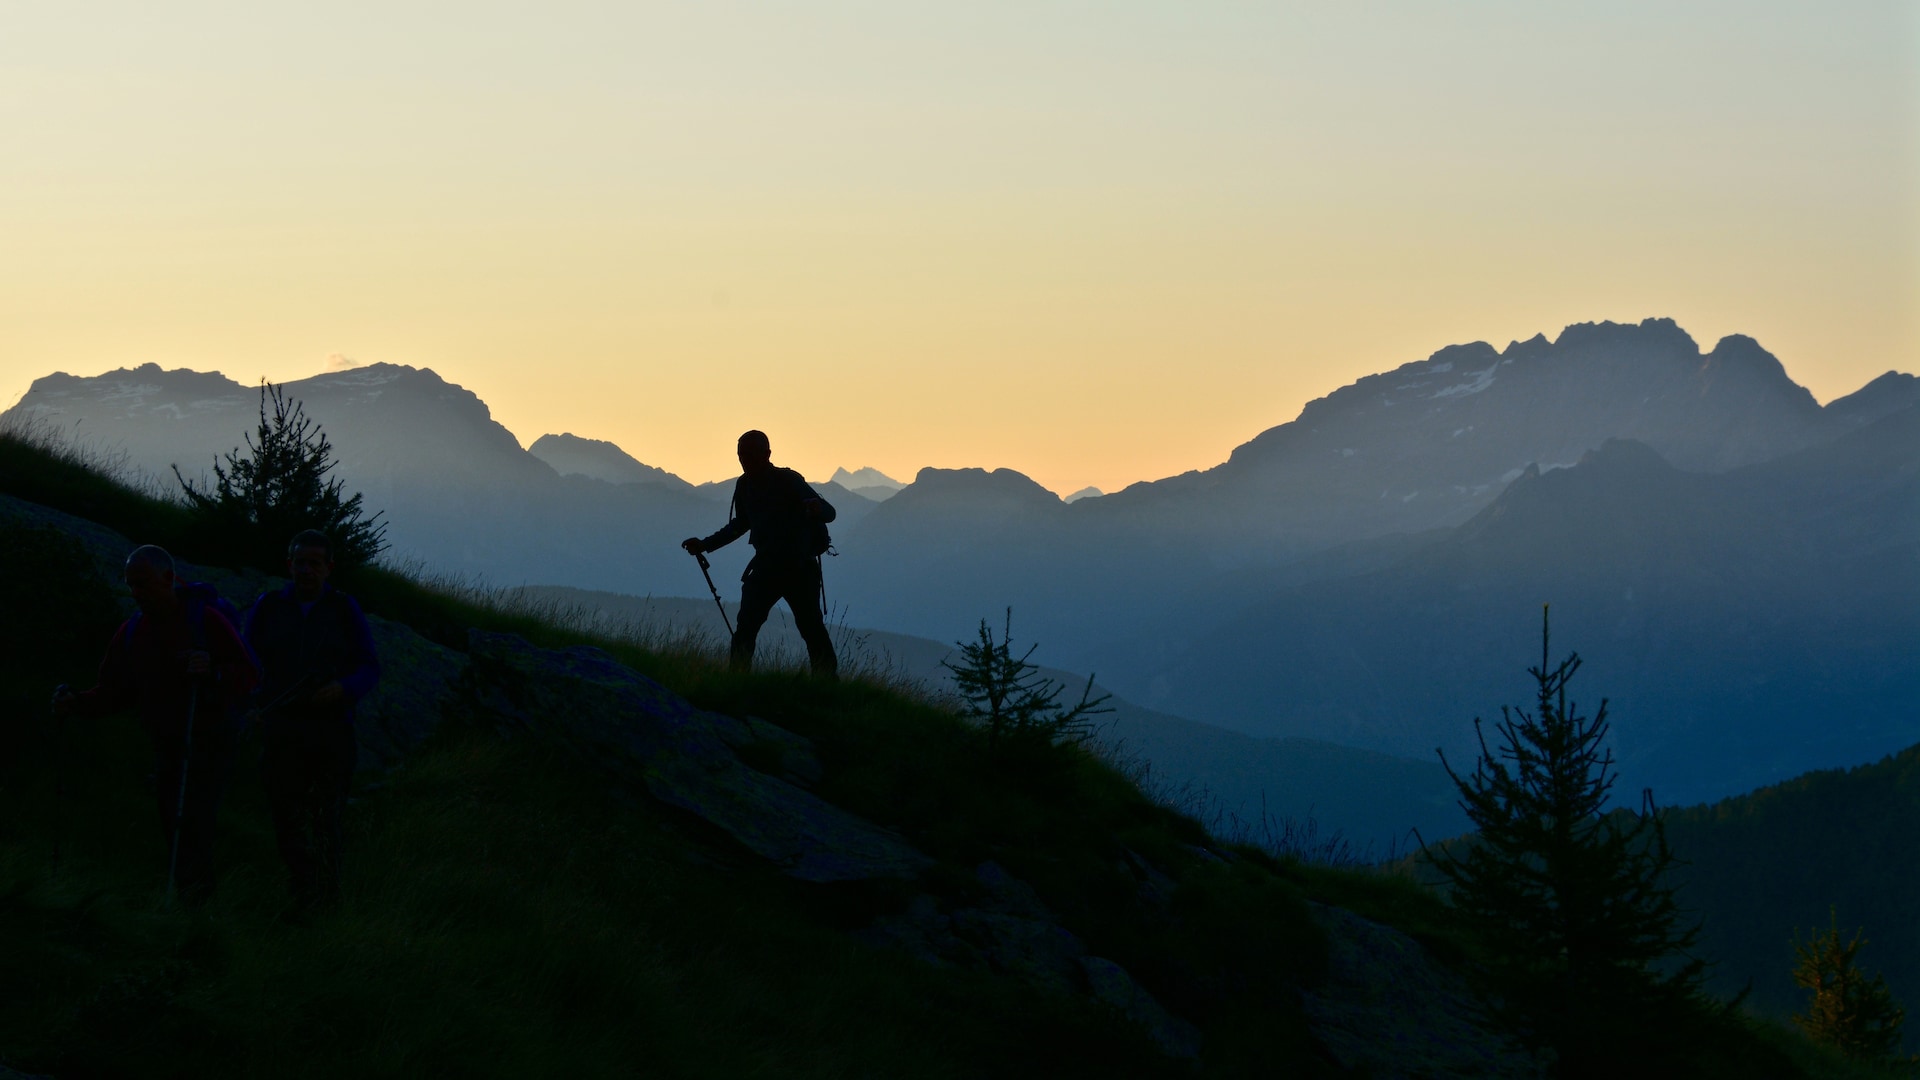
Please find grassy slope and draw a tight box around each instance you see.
[0,430,1875,1078]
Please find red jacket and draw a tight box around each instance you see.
[72,603,258,739]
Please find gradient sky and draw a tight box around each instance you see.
[3,2,1914,494]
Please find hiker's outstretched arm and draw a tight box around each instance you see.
[701,513,748,551]
[64,622,136,718]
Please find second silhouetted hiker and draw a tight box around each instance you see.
[243,529,380,913]
[682,429,839,678]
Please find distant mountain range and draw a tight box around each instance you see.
[8,316,1914,812]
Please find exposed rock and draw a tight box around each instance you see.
[1119,847,1178,910]
[465,631,930,883]
[718,715,824,788]
[1080,956,1203,1061]
[858,863,1085,991]
[1302,902,1541,1078]
[354,615,466,771]
[859,861,1200,1060]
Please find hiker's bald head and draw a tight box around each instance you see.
[737,430,773,473]
[123,545,177,613]
[125,545,174,576]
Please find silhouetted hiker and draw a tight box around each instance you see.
[682,429,839,678]
[52,545,259,903]
[243,530,381,912]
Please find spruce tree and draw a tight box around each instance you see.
[1792,911,1907,1062]
[1428,607,1703,1074]
[174,382,387,571]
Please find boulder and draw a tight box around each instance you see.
[859,861,1201,1060]
[1079,956,1203,1061]
[354,615,467,771]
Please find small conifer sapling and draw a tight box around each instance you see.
[943,609,1112,751]
[175,382,387,571]
[1792,911,1907,1063]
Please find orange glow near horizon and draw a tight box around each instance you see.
[1,4,1913,495]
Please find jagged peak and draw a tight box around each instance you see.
[1551,316,1698,354]
[831,466,906,491]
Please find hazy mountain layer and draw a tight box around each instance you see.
[1130,407,1920,805]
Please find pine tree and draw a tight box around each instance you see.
[174,382,387,571]
[1427,606,1703,1074]
[943,609,1112,751]
[1792,911,1907,1062]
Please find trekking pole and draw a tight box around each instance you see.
[50,684,69,873]
[692,550,735,638]
[165,679,200,904]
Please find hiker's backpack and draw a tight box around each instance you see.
[119,582,260,726]
[807,517,834,559]
[728,479,836,558]
[122,582,246,652]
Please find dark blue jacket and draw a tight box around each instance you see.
[242,584,381,723]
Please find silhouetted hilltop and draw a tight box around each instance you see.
[1822,370,1920,431]
[529,432,691,489]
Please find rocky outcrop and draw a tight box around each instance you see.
[354,616,465,771]
[859,860,1203,1061]
[463,631,931,884]
[1302,902,1540,1078]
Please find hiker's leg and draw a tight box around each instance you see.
[783,562,837,679]
[262,719,321,903]
[151,736,187,882]
[175,729,235,903]
[732,569,780,672]
[309,719,357,906]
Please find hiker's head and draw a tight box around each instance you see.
[286,530,334,600]
[123,545,177,613]
[737,430,772,474]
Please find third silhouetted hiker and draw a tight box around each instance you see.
[243,529,381,913]
[52,545,259,903]
[682,430,839,678]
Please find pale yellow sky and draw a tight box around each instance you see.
[2,3,1914,494]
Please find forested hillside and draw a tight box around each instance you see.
[1667,744,1920,1051]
